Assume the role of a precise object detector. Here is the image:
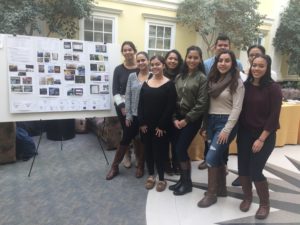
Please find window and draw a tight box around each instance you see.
[145,21,175,57]
[83,17,114,43]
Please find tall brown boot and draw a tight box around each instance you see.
[239,176,253,212]
[217,165,227,197]
[197,167,219,207]
[133,139,144,178]
[254,180,270,219]
[106,145,128,180]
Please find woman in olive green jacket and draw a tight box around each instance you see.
[169,46,208,196]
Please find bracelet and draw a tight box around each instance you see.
[258,138,265,143]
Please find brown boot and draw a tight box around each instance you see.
[106,145,128,180]
[239,176,252,212]
[133,139,144,178]
[254,180,270,219]
[217,165,227,197]
[197,167,218,207]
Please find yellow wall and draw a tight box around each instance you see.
[93,0,196,56]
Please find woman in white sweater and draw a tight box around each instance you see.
[198,50,245,208]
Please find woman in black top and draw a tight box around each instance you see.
[138,55,177,192]
[164,49,183,175]
[106,41,139,180]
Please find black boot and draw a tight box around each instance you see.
[173,161,192,196]
[169,174,182,191]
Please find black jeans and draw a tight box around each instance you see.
[173,120,201,162]
[237,126,276,182]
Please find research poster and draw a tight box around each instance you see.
[6,35,112,113]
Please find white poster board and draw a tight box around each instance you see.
[0,34,120,122]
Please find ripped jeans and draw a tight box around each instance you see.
[205,114,237,167]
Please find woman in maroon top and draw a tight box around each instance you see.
[237,55,282,220]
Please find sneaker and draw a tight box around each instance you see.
[145,176,156,190]
[156,180,167,192]
[198,161,208,170]
[123,149,132,168]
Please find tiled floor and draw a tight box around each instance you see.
[146,145,300,225]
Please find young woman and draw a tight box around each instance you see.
[198,50,245,207]
[106,47,147,180]
[169,46,208,196]
[237,54,282,219]
[138,55,176,192]
[164,49,183,175]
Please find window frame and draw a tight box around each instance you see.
[144,19,176,57]
[79,12,118,44]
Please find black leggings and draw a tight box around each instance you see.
[237,127,275,182]
[141,127,168,181]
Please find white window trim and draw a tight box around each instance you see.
[79,12,118,44]
[144,19,176,54]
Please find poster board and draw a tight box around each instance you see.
[0,34,119,122]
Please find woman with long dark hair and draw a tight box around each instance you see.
[169,46,208,196]
[198,50,245,207]
[237,54,282,219]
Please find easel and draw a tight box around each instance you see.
[28,119,109,177]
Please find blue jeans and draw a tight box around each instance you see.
[206,114,237,167]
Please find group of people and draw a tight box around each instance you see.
[106,34,282,220]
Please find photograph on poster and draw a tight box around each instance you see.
[39,65,45,73]
[46,77,54,85]
[104,56,108,61]
[40,88,47,95]
[48,66,54,73]
[18,71,26,76]
[66,64,77,70]
[75,76,85,84]
[90,74,101,81]
[24,85,33,92]
[54,79,61,84]
[44,57,50,63]
[90,85,99,94]
[54,66,60,73]
[49,87,60,96]
[72,42,83,52]
[11,77,21,84]
[64,53,73,61]
[44,52,50,58]
[11,85,23,92]
[73,54,79,61]
[22,77,32,84]
[99,63,106,72]
[26,65,34,72]
[67,88,75,96]
[37,52,43,57]
[74,88,83,96]
[9,65,18,72]
[77,65,85,75]
[100,83,109,94]
[65,74,75,81]
[95,44,107,53]
[37,57,43,63]
[64,42,71,49]
[39,77,46,85]
[90,64,97,71]
[104,74,109,81]
[52,53,58,60]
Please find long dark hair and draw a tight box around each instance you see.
[181,46,205,77]
[246,54,273,87]
[164,49,183,75]
[208,50,240,94]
